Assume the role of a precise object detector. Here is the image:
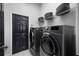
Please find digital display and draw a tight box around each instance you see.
[51,26,59,30]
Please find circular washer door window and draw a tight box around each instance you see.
[41,34,60,56]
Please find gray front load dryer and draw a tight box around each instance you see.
[40,25,76,56]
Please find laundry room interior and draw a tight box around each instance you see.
[0,3,79,56]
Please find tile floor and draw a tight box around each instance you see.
[12,50,32,56]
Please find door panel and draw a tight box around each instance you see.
[12,14,29,54]
[0,11,4,56]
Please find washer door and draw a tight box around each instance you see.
[41,32,60,56]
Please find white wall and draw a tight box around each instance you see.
[76,4,79,55]
[4,3,41,56]
[40,3,77,27]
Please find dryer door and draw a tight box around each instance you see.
[40,32,60,56]
[30,28,35,49]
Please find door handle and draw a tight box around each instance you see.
[0,45,8,49]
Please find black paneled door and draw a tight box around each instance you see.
[12,14,29,54]
[0,11,4,56]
